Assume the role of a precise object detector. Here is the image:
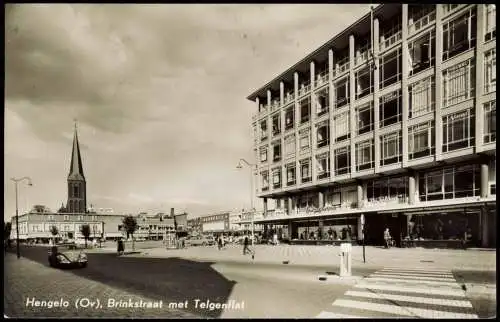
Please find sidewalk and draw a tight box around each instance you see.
[123,244,496,272]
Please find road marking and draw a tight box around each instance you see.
[354,282,466,297]
[344,290,473,308]
[378,270,455,278]
[315,311,367,318]
[364,277,461,288]
[382,267,451,272]
[371,274,456,281]
[332,299,478,318]
[380,268,453,274]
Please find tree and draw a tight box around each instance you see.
[50,225,59,243]
[122,216,138,251]
[80,224,91,248]
[4,222,12,241]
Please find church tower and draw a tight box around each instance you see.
[67,121,87,214]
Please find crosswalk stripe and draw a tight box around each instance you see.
[371,274,456,281]
[382,266,451,271]
[378,271,455,278]
[365,277,461,288]
[332,299,478,318]
[316,311,367,318]
[381,268,452,274]
[344,290,473,308]
[355,282,466,297]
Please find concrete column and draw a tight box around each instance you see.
[310,61,317,185]
[475,5,486,150]
[481,206,489,247]
[318,220,324,240]
[349,35,356,176]
[318,190,324,208]
[481,162,489,198]
[401,4,410,167]
[357,181,363,208]
[294,72,300,128]
[310,61,316,91]
[434,5,444,161]
[263,198,268,215]
[256,97,260,112]
[288,196,293,215]
[409,172,416,205]
[280,81,285,106]
[373,17,381,173]
[267,89,272,107]
[329,49,336,179]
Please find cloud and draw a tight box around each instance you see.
[5,4,369,219]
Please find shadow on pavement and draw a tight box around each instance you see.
[8,247,237,318]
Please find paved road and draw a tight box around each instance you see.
[5,246,495,318]
[5,246,375,318]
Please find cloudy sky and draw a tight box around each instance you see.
[5,4,369,220]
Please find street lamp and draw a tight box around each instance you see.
[236,158,257,246]
[10,176,33,259]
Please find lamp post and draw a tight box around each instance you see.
[236,158,257,246]
[10,176,33,259]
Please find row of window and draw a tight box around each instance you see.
[259,5,495,116]
[259,46,495,142]
[261,163,495,206]
[260,101,495,166]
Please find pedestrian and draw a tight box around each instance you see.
[243,236,250,255]
[117,238,124,255]
[384,228,392,248]
[218,236,223,250]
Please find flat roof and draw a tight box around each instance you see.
[246,4,391,102]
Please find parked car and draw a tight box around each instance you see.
[185,235,215,246]
[48,245,87,269]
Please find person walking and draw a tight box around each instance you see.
[117,238,125,255]
[243,236,250,255]
[218,235,223,250]
[384,228,392,249]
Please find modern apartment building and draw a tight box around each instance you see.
[246,4,496,248]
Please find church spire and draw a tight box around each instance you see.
[68,119,85,181]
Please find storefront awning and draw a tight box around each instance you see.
[380,200,496,215]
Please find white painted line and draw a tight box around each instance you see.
[383,267,451,272]
[365,277,461,288]
[371,274,456,281]
[381,268,452,274]
[315,311,367,319]
[332,299,478,319]
[344,290,473,308]
[378,271,455,278]
[355,282,466,297]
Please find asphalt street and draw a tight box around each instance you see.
[4,245,496,318]
[5,246,374,318]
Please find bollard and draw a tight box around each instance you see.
[339,243,352,277]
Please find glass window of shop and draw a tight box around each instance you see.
[407,211,479,243]
[367,176,408,202]
[419,164,480,201]
[322,219,358,241]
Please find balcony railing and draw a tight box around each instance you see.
[273,155,281,162]
[356,45,370,66]
[287,179,296,186]
[317,139,329,148]
[262,186,269,192]
[273,182,282,189]
[298,83,311,97]
[284,93,295,105]
[408,10,436,34]
[315,72,329,87]
[380,29,402,52]
[336,57,349,74]
[271,99,280,110]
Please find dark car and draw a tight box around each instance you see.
[48,245,87,269]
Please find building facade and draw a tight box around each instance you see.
[200,212,231,234]
[246,4,496,247]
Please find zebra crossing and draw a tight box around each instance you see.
[316,266,479,319]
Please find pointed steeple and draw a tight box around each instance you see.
[68,120,85,181]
